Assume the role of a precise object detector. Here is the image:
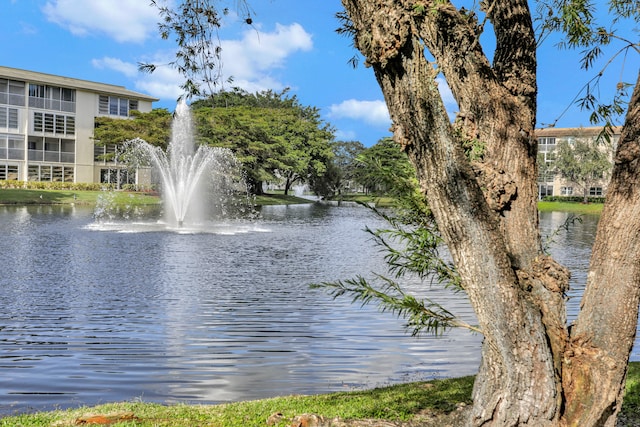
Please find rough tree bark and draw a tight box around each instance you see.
[341,0,640,425]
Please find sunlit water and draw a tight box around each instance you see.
[0,203,480,415]
[0,205,634,416]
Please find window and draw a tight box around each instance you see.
[28,137,43,161]
[0,164,19,180]
[66,116,75,135]
[589,187,603,196]
[27,136,73,163]
[55,115,65,134]
[44,113,54,133]
[33,112,43,132]
[0,79,25,106]
[0,134,24,160]
[0,107,19,129]
[8,137,23,160]
[94,143,117,162]
[561,186,573,196]
[60,139,75,163]
[99,95,109,114]
[28,84,75,112]
[101,168,134,188]
[109,96,119,115]
[99,95,135,117]
[33,112,75,135]
[28,165,39,181]
[538,137,556,153]
[539,184,554,199]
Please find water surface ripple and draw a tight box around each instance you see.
[1,206,630,416]
[0,204,480,415]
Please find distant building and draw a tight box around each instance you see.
[536,126,621,200]
[0,66,157,186]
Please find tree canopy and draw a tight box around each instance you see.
[309,140,366,198]
[93,109,172,151]
[554,136,613,202]
[193,89,335,195]
[352,137,415,196]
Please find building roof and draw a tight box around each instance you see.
[535,126,622,138]
[0,65,159,102]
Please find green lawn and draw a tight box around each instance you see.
[0,188,604,213]
[0,376,476,427]
[0,188,160,206]
[0,188,313,207]
[2,364,640,426]
[538,200,603,214]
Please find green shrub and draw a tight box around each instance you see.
[542,195,606,204]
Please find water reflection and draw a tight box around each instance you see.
[1,205,628,416]
[539,211,601,322]
[0,204,481,415]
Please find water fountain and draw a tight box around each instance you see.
[95,101,253,231]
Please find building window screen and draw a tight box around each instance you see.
[99,95,135,117]
[0,79,25,106]
[28,84,75,112]
[589,187,603,197]
[33,112,75,135]
[538,137,556,153]
[0,164,19,180]
[561,186,574,196]
[0,107,19,129]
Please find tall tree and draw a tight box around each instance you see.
[310,140,366,198]
[93,109,172,158]
[554,137,612,202]
[151,1,639,424]
[192,89,334,195]
[339,0,639,426]
[353,137,414,195]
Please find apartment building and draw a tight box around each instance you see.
[0,66,157,185]
[536,126,621,199]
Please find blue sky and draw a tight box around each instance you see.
[3,0,637,147]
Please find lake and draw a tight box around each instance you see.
[0,203,631,416]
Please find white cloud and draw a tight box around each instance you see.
[92,22,314,102]
[92,57,138,78]
[328,99,391,127]
[329,78,458,128]
[43,0,158,43]
[220,23,313,91]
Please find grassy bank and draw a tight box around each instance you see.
[538,200,604,214]
[327,194,395,207]
[253,193,314,205]
[0,188,312,207]
[0,376,475,426]
[0,188,604,212]
[0,188,160,206]
[2,363,639,426]
[331,195,605,213]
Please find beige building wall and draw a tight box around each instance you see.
[0,66,158,186]
[536,126,620,199]
[75,90,97,183]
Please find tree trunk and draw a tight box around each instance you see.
[247,178,264,195]
[341,1,640,425]
[284,176,294,196]
[561,71,640,426]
